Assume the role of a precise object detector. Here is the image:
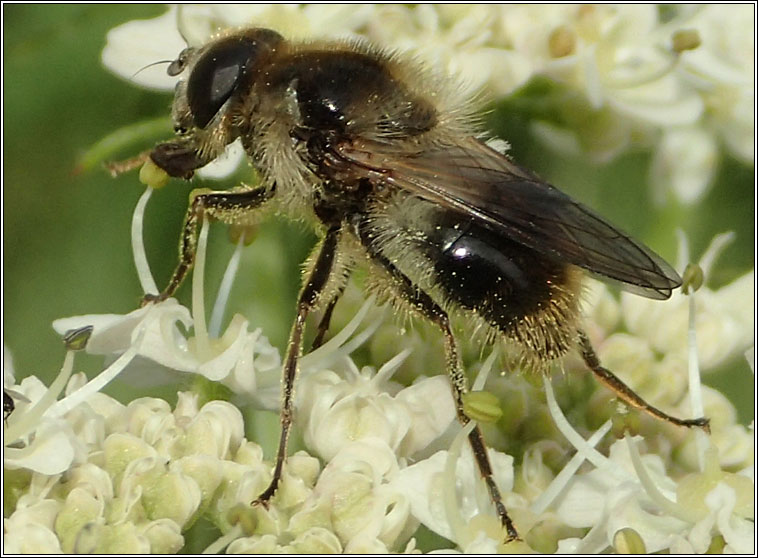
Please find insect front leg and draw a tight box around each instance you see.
[364,250,520,542]
[145,186,273,304]
[253,226,342,507]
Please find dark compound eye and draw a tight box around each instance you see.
[187,39,257,129]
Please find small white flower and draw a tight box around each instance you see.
[101,7,186,90]
[365,5,534,96]
[310,439,416,553]
[3,348,110,476]
[650,125,718,205]
[620,234,753,370]
[52,190,283,408]
[389,422,515,551]
[52,298,281,406]
[553,436,755,553]
[679,5,755,165]
[138,519,185,555]
[297,351,456,462]
[3,498,63,554]
[3,415,78,475]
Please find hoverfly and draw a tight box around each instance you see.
[122,27,709,541]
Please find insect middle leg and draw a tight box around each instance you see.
[253,226,342,506]
[146,186,273,302]
[365,252,520,542]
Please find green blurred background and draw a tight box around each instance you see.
[3,5,754,421]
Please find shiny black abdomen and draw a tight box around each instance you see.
[423,210,568,332]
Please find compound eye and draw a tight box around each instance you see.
[187,39,255,129]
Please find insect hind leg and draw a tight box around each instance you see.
[365,250,520,542]
[577,330,710,432]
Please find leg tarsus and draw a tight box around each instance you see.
[578,330,710,433]
[467,424,520,541]
[140,292,165,307]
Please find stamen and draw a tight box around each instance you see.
[192,217,212,360]
[530,419,612,514]
[443,420,477,547]
[45,325,147,420]
[5,326,92,441]
[63,326,94,351]
[542,376,615,471]
[202,524,243,554]
[462,391,503,424]
[548,25,576,58]
[304,321,382,374]
[671,29,701,53]
[681,263,704,294]
[464,349,503,423]
[675,229,690,274]
[697,231,735,280]
[139,159,170,189]
[373,348,412,385]
[472,347,498,391]
[300,296,376,371]
[132,187,159,295]
[686,231,733,469]
[603,47,680,89]
[209,234,245,338]
[687,280,708,470]
[625,434,698,523]
[4,351,76,443]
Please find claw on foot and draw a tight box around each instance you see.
[251,482,277,510]
[689,416,711,434]
[140,293,166,307]
[251,498,269,510]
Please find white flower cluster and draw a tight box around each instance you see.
[5,383,256,553]
[101,4,753,202]
[4,179,753,552]
[4,5,753,553]
[3,187,514,552]
[579,233,754,467]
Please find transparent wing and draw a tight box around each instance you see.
[337,137,681,299]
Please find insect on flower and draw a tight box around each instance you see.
[115,27,710,541]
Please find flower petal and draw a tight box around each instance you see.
[101,7,185,90]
